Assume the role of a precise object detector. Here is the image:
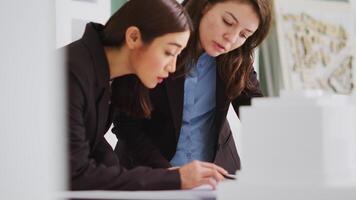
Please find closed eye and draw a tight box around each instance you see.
[165,51,175,57]
[223,18,233,26]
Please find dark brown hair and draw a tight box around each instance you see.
[104,0,193,118]
[179,0,272,100]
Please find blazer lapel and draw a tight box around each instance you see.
[215,71,229,110]
[81,23,111,145]
[215,69,230,144]
[165,76,185,138]
[96,87,110,137]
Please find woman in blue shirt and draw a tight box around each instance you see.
[112,0,272,176]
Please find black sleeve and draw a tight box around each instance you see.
[112,112,172,169]
[68,73,179,190]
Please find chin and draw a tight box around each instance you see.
[206,48,221,57]
[144,85,155,89]
[144,82,157,89]
[139,78,155,89]
[147,85,156,89]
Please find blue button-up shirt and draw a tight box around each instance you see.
[170,53,217,166]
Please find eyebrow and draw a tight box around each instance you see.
[168,42,183,48]
[225,11,254,34]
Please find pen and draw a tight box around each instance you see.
[223,173,237,180]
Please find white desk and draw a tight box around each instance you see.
[61,187,216,200]
[218,181,356,200]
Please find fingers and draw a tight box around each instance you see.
[200,177,217,190]
[179,160,229,190]
[200,161,228,175]
[196,161,228,181]
[200,167,225,182]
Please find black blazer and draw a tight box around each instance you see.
[66,23,180,190]
[113,57,263,174]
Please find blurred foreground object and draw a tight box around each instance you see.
[218,90,356,200]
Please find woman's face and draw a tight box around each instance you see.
[132,31,190,88]
[199,1,260,57]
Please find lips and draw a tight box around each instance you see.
[213,41,226,52]
[157,76,167,83]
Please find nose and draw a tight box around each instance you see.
[166,57,177,73]
[223,27,240,44]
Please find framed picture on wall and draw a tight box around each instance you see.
[273,0,356,95]
[56,0,111,48]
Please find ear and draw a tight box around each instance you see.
[202,2,212,15]
[125,26,143,50]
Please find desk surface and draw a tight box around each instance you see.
[218,181,356,200]
[61,188,216,200]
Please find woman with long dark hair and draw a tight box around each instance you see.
[113,0,272,175]
[67,0,227,191]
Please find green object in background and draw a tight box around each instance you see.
[111,0,127,14]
